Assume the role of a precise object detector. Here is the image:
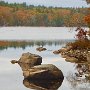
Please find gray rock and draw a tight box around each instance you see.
[19,52,42,66]
[23,64,64,80]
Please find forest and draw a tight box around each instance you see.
[0,1,89,27]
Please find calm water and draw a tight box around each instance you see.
[0,27,76,40]
[0,27,90,90]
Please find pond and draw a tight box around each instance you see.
[0,27,90,90]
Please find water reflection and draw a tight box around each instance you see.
[1,38,90,90]
[23,78,63,90]
[66,63,90,90]
[75,63,90,78]
[0,40,74,51]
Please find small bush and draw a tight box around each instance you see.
[70,40,90,50]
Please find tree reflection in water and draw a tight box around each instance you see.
[0,40,74,51]
[23,78,63,90]
[66,63,90,90]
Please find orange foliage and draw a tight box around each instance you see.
[0,5,88,26]
[0,6,13,11]
[57,9,71,16]
[70,13,85,26]
[15,10,28,20]
[48,14,54,21]
[0,6,14,25]
[85,14,90,24]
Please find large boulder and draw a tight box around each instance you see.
[19,52,42,66]
[19,63,32,71]
[23,64,64,80]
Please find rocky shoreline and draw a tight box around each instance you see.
[53,40,90,80]
[53,41,90,63]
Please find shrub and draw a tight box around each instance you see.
[70,40,90,50]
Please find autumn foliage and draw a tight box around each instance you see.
[75,27,87,40]
[0,1,89,26]
[85,12,90,27]
[70,40,90,50]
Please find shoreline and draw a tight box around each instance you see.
[53,39,90,80]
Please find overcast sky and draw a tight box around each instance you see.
[1,0,89,7]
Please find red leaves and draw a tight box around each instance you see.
[75,27,87,40]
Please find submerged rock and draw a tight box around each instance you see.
[23,64,64,80]
[19,52,42,66]
[36,47,47,52]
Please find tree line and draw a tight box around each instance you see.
[0,1,89,26]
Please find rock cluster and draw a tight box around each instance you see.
[11,52,64,90]
[54,45,90,63]
[11,52,64,80]
[53,46,72,54]
[61,49,88,62]
[55,43,90,81]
